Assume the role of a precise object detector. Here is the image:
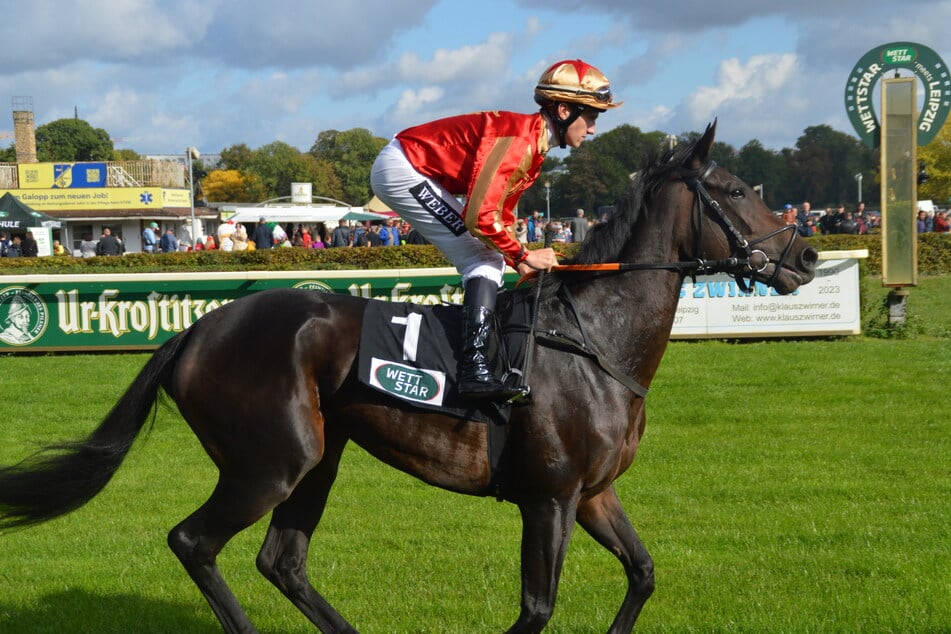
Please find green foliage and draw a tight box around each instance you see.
[35,118,113,162]
[309,128,388,205]
[112,148,141,161]
[219,143,254,171]
[803,232,951,275]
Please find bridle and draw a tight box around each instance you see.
[685,161,798,292]
[525,160,799,293]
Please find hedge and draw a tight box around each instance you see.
[0,234,948,276]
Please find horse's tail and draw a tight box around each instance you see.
[0,329,193,530]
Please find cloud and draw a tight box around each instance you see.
[684,54,798,122]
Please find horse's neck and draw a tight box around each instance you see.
[561,266,682,389]
[565,215,686,387]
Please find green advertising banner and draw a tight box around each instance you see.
[0,269,469,351]
[0,252,866,352]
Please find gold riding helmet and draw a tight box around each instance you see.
[534,59,623,112]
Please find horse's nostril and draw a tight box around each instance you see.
[801,247,819,268]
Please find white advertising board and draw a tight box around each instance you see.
[670,250,866,338]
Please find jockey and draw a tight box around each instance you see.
[370,59,622,402]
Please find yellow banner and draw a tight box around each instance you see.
[0,188,191,211]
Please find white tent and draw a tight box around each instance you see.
[224,205,390,225]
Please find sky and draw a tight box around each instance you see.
[2,0,950,158]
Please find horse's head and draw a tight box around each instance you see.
[573,122,817,295]
[670,121,817,294]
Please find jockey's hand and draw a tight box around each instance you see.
[517,247,557,277]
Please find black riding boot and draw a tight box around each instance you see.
[458,277,524,402]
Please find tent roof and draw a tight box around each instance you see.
[223,204,390,225]
[366,195,399,217]
[0,192,63,229]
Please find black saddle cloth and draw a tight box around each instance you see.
[357,290,532,422]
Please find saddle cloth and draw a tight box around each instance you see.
[357,292,532,423]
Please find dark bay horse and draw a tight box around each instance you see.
[0,122,817,633]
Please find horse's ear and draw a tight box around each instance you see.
[690,119,718,167]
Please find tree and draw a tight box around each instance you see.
[309,128,387,205]
[219,143,254,171]
[788,125,876,208]
[112,148,141,161]
[35,118,113,162]
[202,169,266,203]
[917,117,951,206]
[735,140,787,209]
[248,141,315,200]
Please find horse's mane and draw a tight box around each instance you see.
[571,137,698,266]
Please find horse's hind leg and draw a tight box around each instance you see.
[168,475,299,634]
[256,433,356,633]
[576,485,654,633]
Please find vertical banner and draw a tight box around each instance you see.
[880,78,918,287]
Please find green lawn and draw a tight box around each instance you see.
[0,281,948,632]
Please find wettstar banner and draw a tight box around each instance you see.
[0,251,864,351]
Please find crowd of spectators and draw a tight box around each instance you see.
[2,202,945,261]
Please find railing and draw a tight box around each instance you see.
[0,159,187,189]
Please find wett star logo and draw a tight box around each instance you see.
[369,358,446,406]
[0,287,48,346]
[140,191,153,204]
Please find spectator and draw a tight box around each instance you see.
[569,208,588,243]
[142,222,159,253]
[403,223,430,245]
[231,224,249,251]
[839,211,858,234]
[252,217,274,249]
[515,219,528,244]
[0,231,9,257]
[526,210,541,244]
[217,220,236,252]
[159,228,179,253]
[80,233,98,258]
[933,210,949,233]
[917,210,929,233]
[7,235,22,257]
[330,220,350,247]
[203,235,217,250]
[798,201,812,227]
[380,218,401,246]
[52,240,67,256]
[366,224,382,247]
[781,205,797,227]
[96,228,123,256]
[21,231,38,257]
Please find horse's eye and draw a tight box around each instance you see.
[729,188,745,199]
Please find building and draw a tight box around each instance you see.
[0,98,215,254]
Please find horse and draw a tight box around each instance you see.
[0,122,817,633]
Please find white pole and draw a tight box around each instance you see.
[186,147,200,245]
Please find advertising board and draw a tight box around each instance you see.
[0,251,864,352]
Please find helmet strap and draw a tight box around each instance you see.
[543,102,586,149]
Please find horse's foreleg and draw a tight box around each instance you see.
[507,498,578,633]
[256,434,356,633]
[576,486,654,633]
